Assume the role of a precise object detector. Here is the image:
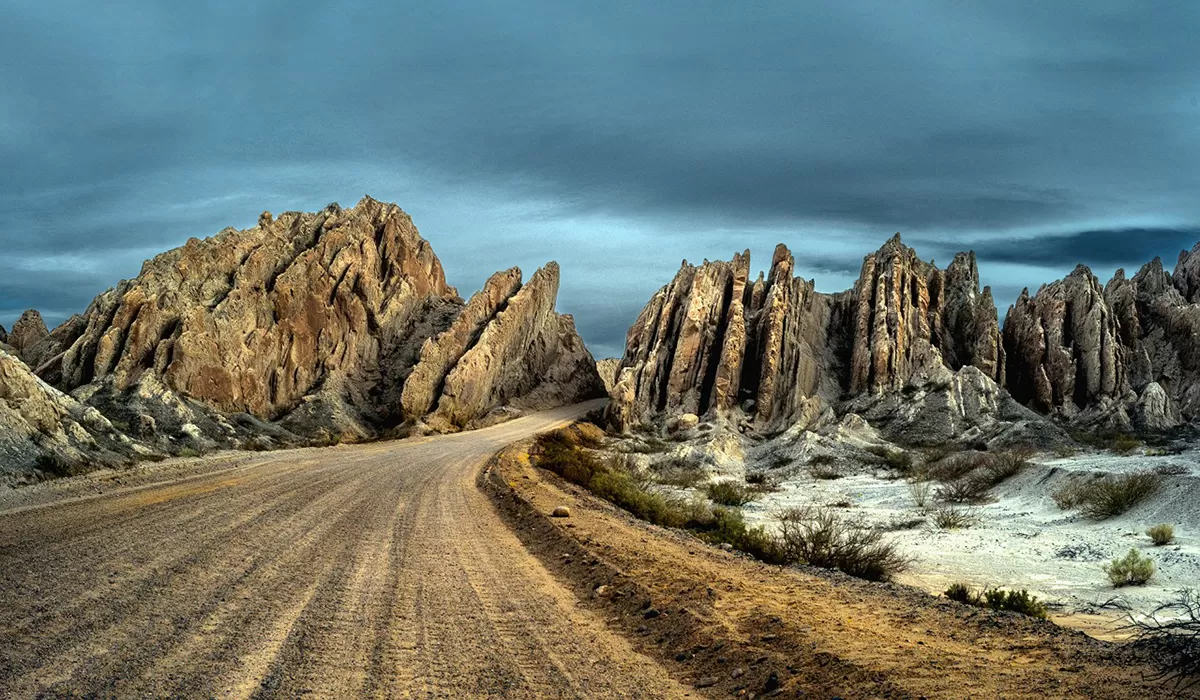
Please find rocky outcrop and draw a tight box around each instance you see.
[0,349,141,484]
[8,310,49,360]
[401,268,523,421]
[596,358,621,395]
[609,235,1006,434]
[58,197,457,425]
[1002,265,1125,416]
[421,263,605,430]
[1002,247,1200,431]
[1,196,601,457]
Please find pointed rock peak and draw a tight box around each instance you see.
[1067,263,1095,279]
[9,309,49,353]
[1111,268,1127,282]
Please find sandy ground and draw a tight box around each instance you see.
[491,441,1194,699]
[741,449,1200,639]
[0,399,702,699]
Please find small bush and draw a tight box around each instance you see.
[935,475,993,504]
[907,479,932,509]
[655,457,706,488]
[1155,464,1189,476]
[983,446,1035,484]
[1110,433,1143,455]
[931,506,978,529]
[704,480,760,507]
[865,445,915,473]
[1079,471,1163,519]
[809,463,843,480]
[1147,524,1176,546]
[926,451,986,483]
[770,454,797,469]
[697,507,782,564]
[745,471,770,485]
[945,582,981,605]
[921,444,956,465]
[1105,548,1156,587]
[1051,471,1163,519]
[177,446,201,459]
[774,506,909,582]
[944,583,1048,618]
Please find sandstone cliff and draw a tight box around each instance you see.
[608,235,1005,434]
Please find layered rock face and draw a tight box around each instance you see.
[0,349,139,484]
[57,197,456,421]
[1,196,603,480]
[402,263,605,430]
[1004,244,1200,430]
[608,235,1005,433]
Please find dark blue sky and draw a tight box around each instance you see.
[3,2,1199,358]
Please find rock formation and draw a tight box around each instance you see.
[595,358,621,395]
[0,348,141,485]
[7,310,50,360]
[402,263,605,430]
[608,235,1006,435]
[1,196,603,481]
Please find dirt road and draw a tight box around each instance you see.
[0,400,695,699]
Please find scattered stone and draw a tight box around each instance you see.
[696,676,719,687]
[551,506,571,518]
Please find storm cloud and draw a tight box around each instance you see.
[2,2,1199,358]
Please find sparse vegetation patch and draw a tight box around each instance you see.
[1105,548,1156,587]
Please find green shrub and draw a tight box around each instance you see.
[704,480,760,507]
[944,583,1047,618]
[177,446,201,459]
[944,582,981,605]
[1105,548,1156,587]
[697,507,783,564]
[1147,524,1176,546]
[774,506,909,582]
[1110,434,1143,455]
[1051,471,1162,519]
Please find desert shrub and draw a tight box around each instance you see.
[935,475,993,504]
[809,463,843,480]
[1155,464,1189,476]
[1105,548,1156,587]
[620,436,673,454]
[655,457,707,488]
[704,480,760,507]
[982,445,1035,484]
[1070,428,1143,455]
[774,506,909,582]
[35,453,76,478]
[931,506,978,529]
[921,444,956,465]
[1147,524,1176,546]
[926,451,986,483]
[983,588,1049,619]
[945,582,981,605]
[590,470,688,528]
[1124,589,1200,690]
[1079,472,1163,519]
[177,446,201,459]
[745,471,769,485]
[1051,471,1162,519]
[1051,475,1096,509]
[907,479,932,509]
[944,583,1048,618]
[697,507,783,564]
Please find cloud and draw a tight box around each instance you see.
[2,2,1200,352]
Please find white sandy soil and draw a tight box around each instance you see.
[738,448,1200,636]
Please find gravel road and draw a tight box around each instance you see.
[0,400,692,698]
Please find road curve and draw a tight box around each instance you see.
[0,400,692,698]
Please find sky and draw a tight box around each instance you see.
[2,2,1199,359]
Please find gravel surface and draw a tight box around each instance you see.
[0,399,694,699]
